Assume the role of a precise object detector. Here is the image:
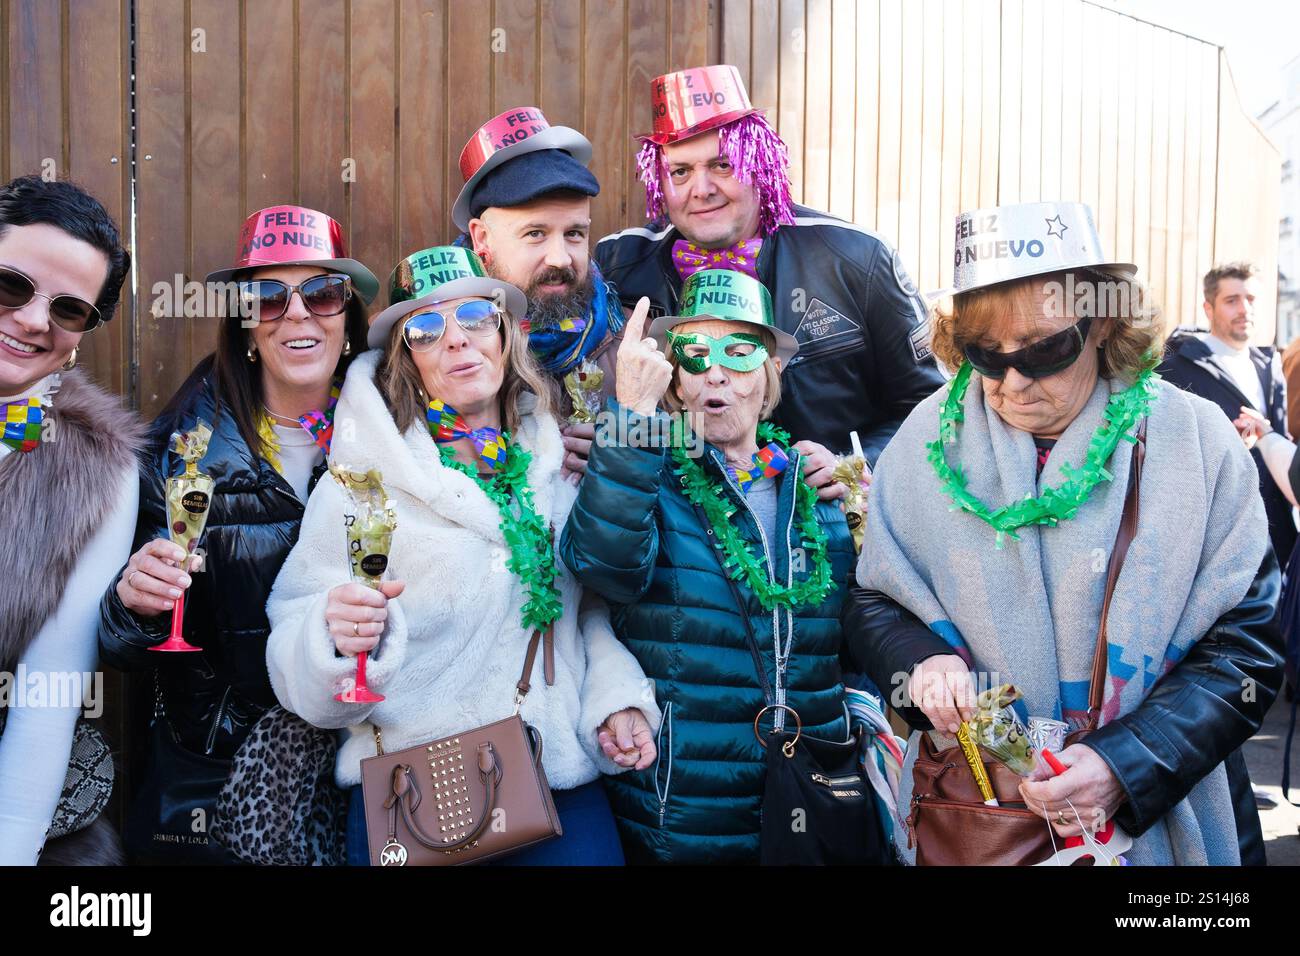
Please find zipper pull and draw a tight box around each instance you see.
[204,685,232,755]
[906,793,924,848]
[811,772,831,786]
[658,800,666,827]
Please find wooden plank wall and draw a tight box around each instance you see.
[720,0,1281,341]
[1,0,132,394]
[3,0,1285,417]
[119,0,717,421]
[1216,52,1282,341]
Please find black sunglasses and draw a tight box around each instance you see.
[236,274,352,323]
[0,265,103,333]
[961,316,1094,380]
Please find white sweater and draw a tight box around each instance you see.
[265,350,660,789]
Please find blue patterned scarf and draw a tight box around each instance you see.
[452,233,625,376]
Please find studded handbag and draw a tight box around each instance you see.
[358,626,563,866]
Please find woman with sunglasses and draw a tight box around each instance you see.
[842,202,1283,866]
[98,205,377,863]
[265,246,659,866]
[0,176,133,865]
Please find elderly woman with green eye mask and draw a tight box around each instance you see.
[559,269,876,865]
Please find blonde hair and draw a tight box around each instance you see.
[375,302,554,433]
[930,268,1164,382]
[659,325,783,419]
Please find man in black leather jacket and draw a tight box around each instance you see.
[840,551,1285,865]
[596,65,945,461]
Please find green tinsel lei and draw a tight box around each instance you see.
[669,418,835,612]
[926,361,1158,548]
[436,435,562,633]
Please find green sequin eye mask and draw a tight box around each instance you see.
[667,330,769,374]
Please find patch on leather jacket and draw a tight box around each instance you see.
[793,298,861,353]
[908,318,933,363]
[892,248,919,298]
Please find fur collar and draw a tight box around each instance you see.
[329,350,563,544]
[0,370,144,669]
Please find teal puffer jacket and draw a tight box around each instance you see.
[559,402,858,864]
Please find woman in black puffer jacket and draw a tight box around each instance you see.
[97,205,377,862]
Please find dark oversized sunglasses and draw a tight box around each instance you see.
[402,299,503,352]
[236,274,352,323]
[961,316,1094,380]
[0,265,103,333]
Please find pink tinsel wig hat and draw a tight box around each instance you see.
[635,64,795,237]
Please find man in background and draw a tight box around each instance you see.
[1160,262,1294,566]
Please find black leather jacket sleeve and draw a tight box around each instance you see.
[840,581,954,730]
[856,243,944,465]
[97,448,172,669]
[1082,548,1284,837]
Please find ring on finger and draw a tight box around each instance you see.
[1057,809,1068,826]
[353,621,360,637]
[128,569,141,590]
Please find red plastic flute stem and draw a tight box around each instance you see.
[170,590,185,641]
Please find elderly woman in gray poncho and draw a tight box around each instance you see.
[841,202,1283,866]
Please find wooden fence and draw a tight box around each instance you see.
[1,0,1282,418]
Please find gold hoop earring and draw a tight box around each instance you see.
[342,338,352,357]
[61,347,78,371]
[247,344,258,363]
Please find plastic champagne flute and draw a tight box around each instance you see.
[150,423,214,653]
[336,522,390,704]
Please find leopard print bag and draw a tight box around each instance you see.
[211,706,348,865]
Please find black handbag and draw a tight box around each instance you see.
[756,710,891,865]
[707,504,891,865]
[123,680,241,865]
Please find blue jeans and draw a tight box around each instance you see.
[346,778,624,866]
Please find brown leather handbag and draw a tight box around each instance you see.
[907,420,1146,866]
[359,626,563,866]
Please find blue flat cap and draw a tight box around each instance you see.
[468,148,600,220]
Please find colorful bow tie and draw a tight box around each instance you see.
[520,315,586,335]
[729,442,789,493]
[2,396,46,453]
[671,238,763,281]
[427,399,507,470]
[298,382,342,454]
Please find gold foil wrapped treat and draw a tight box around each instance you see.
[166,420,215,560]
[968,684,1038,777]
[330,465,398,588]
[956,722,998,805]
[832,431,871,552]
[563,359,605,424]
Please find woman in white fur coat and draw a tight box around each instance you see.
[265,247,659,866]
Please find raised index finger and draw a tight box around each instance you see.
[621,296,651,345]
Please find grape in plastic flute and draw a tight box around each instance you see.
[150,421,214,653]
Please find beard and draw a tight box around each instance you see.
[489,261,595,334]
